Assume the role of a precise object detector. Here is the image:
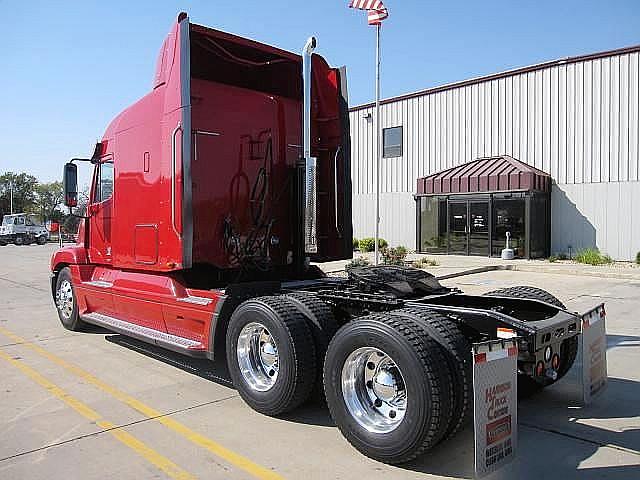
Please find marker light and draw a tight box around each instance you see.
[535,361,545,376]
[551,354,560,370]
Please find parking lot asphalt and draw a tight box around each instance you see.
[0,244,639,479]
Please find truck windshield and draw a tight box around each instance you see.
[1,217,13,226]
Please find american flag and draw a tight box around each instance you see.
[349,0,389,25]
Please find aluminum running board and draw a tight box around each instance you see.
[82,312,207,358]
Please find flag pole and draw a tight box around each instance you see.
[374,22,381,266]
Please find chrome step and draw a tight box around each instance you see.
[82,280,113,288]
[176,295,213,306]
[82,312,207,358]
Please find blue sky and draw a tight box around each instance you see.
[1,0,640,184]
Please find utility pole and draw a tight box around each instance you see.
[374,22,381,266]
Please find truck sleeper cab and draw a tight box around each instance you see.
[52,13,600,466]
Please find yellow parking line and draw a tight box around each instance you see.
[0,326,284,480]
[0,348,196,480]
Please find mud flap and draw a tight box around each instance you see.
[472,339,518,478]
[579,303,607,405]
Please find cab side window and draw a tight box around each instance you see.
[95,161,114,203]
[15,217,24,225]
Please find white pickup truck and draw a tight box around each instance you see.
[0,214,49,245]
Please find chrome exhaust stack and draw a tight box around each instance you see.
[302,36,318,254]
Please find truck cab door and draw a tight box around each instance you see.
[14,216,26,235]
[88,159,114,264]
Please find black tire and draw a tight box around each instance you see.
[37,236,47,245]
[14,235,24,246]
[282,292,338,402]
[484,286,566,309]
[388,308,471,441]
[557,333,579,381]
[484,286,577,384]
[226,296,317,416]
[324,313,453,464]
[54,267,86,331]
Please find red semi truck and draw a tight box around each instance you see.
[52,13,597,464]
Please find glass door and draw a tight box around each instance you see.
[448,202,468,254]
[469,201,489,256]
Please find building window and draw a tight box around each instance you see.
[383,126,402,158]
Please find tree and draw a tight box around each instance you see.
[62,187,89,234]
[0,172,38,216]
[35,181,65,223]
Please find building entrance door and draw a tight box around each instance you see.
[469,201,489,255]
[447,200,490,256]
[448,202,468,254]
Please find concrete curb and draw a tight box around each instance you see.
[324,264,640,281]
[435,266,503,280]
[435,264,640,281]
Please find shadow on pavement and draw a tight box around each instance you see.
[102,332,640,479]
[105,334,233,388]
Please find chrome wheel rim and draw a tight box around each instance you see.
[56,280,74,319]
[341,347,407,433]
[236,322,279,392]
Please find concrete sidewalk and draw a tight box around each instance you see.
[318,252,640,281]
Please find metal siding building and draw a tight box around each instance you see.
[349,45,640,260]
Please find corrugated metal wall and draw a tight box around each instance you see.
[350,49,640,260]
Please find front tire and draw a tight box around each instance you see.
[37,235,47,245]
[226,296,317,416]
[14,235,25,246]
[54,267,86,331]
[324,313,452,464]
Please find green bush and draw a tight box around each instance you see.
[358,237,388,252]
[636,251,640,265]
[574,248,614,266]
[381,246,408,266]
[412,257,439,268]
[353,237,359,251]
[346,256,370,269]
[548,253,567,263]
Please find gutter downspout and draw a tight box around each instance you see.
[302,36,318,254]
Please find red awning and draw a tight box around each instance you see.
[416,156,551,195]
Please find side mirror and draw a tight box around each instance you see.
[63,162,78,207]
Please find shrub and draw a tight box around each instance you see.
[636,251,640,265]
[381,246,408,266]
[412,257,439,268]
[548,255,559,263]
[574,248,614,266]
[346,256,370,269]
[353,237,359,251]
[358,237,388,252]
